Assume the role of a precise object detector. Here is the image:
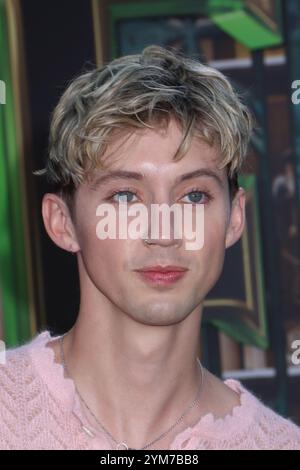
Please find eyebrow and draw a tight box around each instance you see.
[90,168,225,190]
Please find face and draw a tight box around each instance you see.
[43,119,245,326]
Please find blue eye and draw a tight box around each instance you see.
[110,190,138,203]
[182,190,211,204]
[106,188,213,205]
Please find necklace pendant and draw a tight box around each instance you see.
[116,442,129,450]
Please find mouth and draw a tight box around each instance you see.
[134,265,188,286]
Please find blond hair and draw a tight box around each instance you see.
[35,45,253,202]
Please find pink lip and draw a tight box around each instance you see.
[134,266,188,285]
[136,265,188,272]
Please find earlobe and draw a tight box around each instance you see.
[225,187,246,249]
[42,193,79,253]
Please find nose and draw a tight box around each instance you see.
[143,234,182,248]
[141,203,183,248]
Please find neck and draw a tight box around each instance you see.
[60,303,204,449]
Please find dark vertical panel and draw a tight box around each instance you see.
[252,50,287,415]
[20,0,96,334]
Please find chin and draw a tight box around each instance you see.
[130,305,188,325]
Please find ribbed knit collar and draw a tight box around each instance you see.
[26,329,261,449]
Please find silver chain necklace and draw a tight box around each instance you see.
[59,333,204,451]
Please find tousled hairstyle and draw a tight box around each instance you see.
[35,45,253,208]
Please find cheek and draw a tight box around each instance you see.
[79,228,124,268]
[205,216,227,248]
[204,200,229,245]
[78,237,126,298]
[76,217,98,251]
[195,206,228,285]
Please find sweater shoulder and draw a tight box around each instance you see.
[0,333,42,377]
[0,333,49,449]
[174,380,300,450]
[0,331,53,404]
[0,337,35,393]
[253,399,300,449]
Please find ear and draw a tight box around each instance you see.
[225,187,246,249]
[42,193,80,253]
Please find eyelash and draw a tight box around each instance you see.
[105,187,214,205]
[182,187,214,204]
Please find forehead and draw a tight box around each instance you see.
[88,119,225,185]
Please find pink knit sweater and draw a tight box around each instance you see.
[0,330,300,450]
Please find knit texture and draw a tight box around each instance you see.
[0,330,300,450]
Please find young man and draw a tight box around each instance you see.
[1,45,300,450]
